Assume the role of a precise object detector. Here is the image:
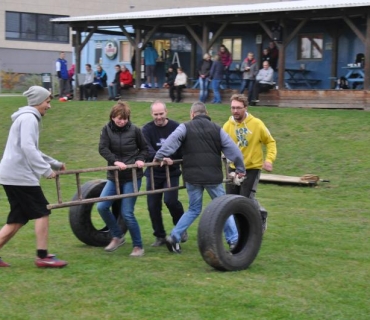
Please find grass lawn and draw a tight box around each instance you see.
[0,96,369,319]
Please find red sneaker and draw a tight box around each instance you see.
[35,254,68,268]
[0,257,10,267]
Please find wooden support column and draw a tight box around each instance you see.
[278,18,309,90]
[202,23,209,54]
[365,13,370,90]
[134,26,142,89]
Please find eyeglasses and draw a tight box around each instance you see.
[230,107,245,111]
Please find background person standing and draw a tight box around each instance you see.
[144,42,159,88]
[56,51,70,97]
[218,45,232,88]
[0,86,68,268]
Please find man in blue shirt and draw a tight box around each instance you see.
[55,52,70,97]
[144,42,159,88]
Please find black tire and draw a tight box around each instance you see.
[69,179,127,246]
[197,194,263,271]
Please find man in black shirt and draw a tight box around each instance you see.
[141,100,186,247]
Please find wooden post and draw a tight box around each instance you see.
[365,13,370,90]
[135,27,142,89]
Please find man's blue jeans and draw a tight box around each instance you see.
[240,79,255,104]
[108,84,118,99]
[211,79,222,103]
[170,182,238,244]
[97,179,143,248]
[199,77,210,103]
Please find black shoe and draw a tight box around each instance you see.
[180,231,188,243]
[151,237,166,247]
[229,242,237,251]
[165,235,181,253]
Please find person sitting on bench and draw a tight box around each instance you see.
[116,65,133,100]
[91,65,107,101]
[251,61,274,105]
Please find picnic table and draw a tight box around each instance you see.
[283,68,321,89]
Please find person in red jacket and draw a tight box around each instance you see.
[116,65,133,100]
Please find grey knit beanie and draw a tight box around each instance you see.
[23,86,51,106]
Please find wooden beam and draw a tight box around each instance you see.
[119,25,136,47]
[141,25,159,48]
[208,22,229,50]
[284,18,309,45]
[343,15,366,43]
[185,24,203,50]
[258,20,273,40]
[78,26,97,54]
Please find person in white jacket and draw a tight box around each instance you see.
[170,67,187,103]
[251,61,275,105]
[0,86,68,268]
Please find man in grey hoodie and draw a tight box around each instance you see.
[0,86,68,268]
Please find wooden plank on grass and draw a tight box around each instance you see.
[260,173,318,186]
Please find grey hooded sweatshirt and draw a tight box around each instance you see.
[0,106,63,186]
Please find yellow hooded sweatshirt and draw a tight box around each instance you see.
[223,112,277,170]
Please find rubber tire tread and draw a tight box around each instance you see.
[69,179,127,246]
[197,194,262,271]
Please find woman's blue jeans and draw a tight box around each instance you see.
[199,77,210,103]
[97,179,143,248]
[170,182,238,244]
[211,79,222,103]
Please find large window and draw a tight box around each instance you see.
[5,11,69,43]
[298,34,323,60]
[221,38,242,61]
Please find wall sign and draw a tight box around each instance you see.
[105,40,118,60]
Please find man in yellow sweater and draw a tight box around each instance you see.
[223,93,277,233]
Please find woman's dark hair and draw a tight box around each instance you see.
[110,101,131,120]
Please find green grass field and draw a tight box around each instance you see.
[0,96,369,319]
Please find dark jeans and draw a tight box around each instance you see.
[146,175,184,238]
[252,82,273,101]
[225,168,265,219]
[79,83,93,100]
[169,85,186,102]
[240,79,255,104]
[91,84,105,98]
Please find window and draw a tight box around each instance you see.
[119,40,132,62]
[298,34,323,60]
[221,38,242,61]
[5,11,69,43]
[95,41,103,65]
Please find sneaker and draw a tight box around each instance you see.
[151,237,166,247]
[104,237,126,252]
[0,257,10,267]
[35,254,68,268]
[180,231,188,243]
[144,84,150,88]
[129,247,145,257]
[229,242,237,251]
[165,235,181,254]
